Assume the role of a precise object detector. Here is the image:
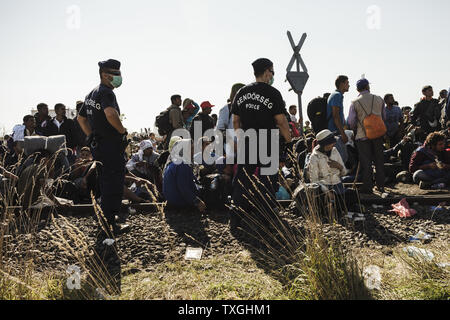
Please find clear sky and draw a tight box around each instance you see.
[1,0,449,135]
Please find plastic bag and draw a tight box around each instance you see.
[363,265,382,290]
[390,199,417,218]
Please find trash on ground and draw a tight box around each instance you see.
[128,207,137,214]
[102,239,115,246]
[372,204,384,209]
[430,206,444,212]
[403,246,435,262]
[390,199,417,218]
[436,263,450,268]
[184,247,203,261]
[363,265,382,290]
[408,231,432,243]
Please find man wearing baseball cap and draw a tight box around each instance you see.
[189,101,216,142]
[347,78,387,195]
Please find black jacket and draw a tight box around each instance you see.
[189,113,215,138]
[34,113,52,136]
[46,116,77,149]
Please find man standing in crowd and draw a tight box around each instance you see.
[78,59,130,236]
[439,89,449,127]
[327,75,350,163]
[411,86,442,140]
[347,78,387,195]
[384,94,404,147]
[190,101,216,139]
[231,58,292,214]
[216,83,245,156]
[46,103,77,162]
[73,100,87,154]
[167,95,184,140]
[34,103,51,136]
[439,89,448,109]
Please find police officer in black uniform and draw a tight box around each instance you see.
[78,59,130,237]
[231,58,292,225]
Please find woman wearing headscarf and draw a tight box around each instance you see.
[126,140,160,180]
[162,139,206,212]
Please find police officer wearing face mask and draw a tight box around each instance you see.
[78,59,130,236]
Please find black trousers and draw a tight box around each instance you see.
[356,138,385,192]
[92,139,126,225]
[231,164,280,231]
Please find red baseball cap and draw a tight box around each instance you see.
[200,101,215,109]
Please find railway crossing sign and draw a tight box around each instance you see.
[286,31,309,130]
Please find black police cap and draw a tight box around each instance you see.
[252,58,273,74]
[98,59,121,70]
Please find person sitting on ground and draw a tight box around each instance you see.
[409,132,450,189]
[306,129,347,192]
[162,139,206,212]
[193,136,213,166]
[305,129,356,214]
[149,132,160,150]
[440,121,450,145]
[12,115,38,144]
[69,147,97,202]
[126,140,160,181]
[4,140,24,171]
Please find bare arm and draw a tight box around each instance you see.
[332,106,348,143]
[77,115,92,137]
[274,114,292,143]
[233,114,241,131]
[104,107,126,134]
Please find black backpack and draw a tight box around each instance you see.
[155,109,172,136]
[307,97,329,134]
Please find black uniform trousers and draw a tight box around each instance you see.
[92,138,126,226]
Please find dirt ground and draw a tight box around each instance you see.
[2,185,449,276]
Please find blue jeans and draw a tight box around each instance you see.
[333,133,348,164]
[413,169,450,185]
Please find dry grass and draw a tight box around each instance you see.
[120,251,286,300]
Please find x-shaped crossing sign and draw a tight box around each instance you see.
[286,31,309,94]
[287,31,308,73]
